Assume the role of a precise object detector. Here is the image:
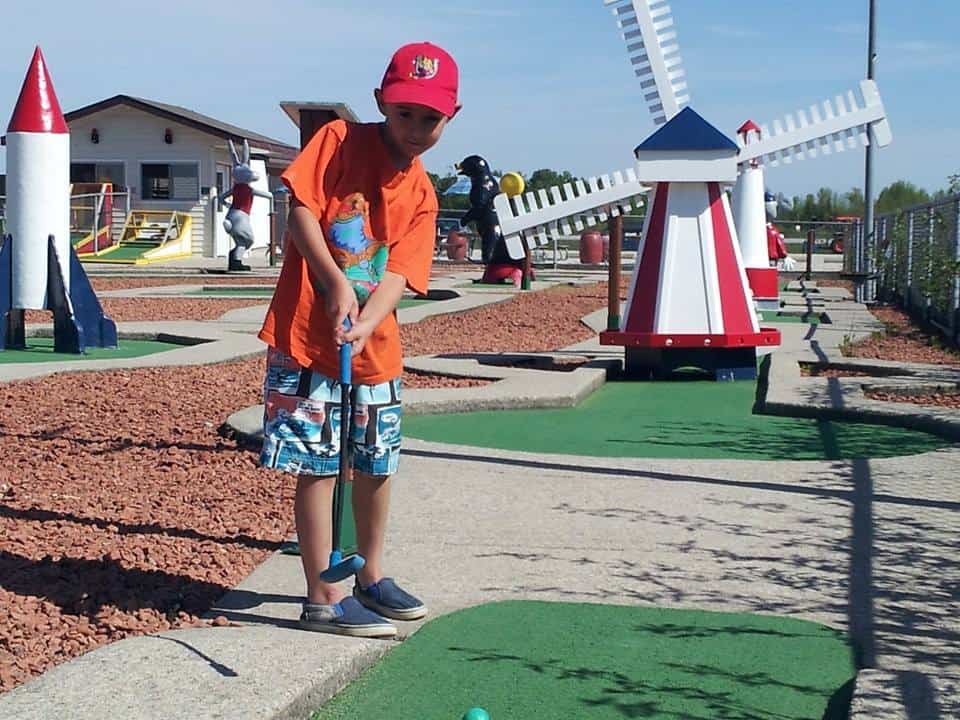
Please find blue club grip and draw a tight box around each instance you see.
[339,318,352,385]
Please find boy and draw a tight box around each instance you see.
[258,42,460,637]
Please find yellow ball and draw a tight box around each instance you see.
[499,172,525,197]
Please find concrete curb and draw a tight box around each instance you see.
[760,349,960,442]
[0,625,390,720]
[223,354,618,447]
[0,322,267,384]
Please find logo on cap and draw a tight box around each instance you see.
[410,55,439,81]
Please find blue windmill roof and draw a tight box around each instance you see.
[634,107,739,154]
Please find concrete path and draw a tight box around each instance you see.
[0,273,957,720]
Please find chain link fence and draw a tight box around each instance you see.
[861,194,960,345]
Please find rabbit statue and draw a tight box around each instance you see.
[218,139,273,271]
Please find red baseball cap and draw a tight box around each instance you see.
[380,42,459,118]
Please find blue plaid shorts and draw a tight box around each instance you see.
[259,348,402,477]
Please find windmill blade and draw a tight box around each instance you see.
[603,0,690,125]
[737,80,892,167]
[493,169,648,260]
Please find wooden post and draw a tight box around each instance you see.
[521,235,532,290]
[608,214,623,330]
[806,229,815,281]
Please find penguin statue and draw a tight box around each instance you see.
[456,155,531,286]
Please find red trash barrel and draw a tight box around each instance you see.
[446,230,468,260]
[579,230,603,264]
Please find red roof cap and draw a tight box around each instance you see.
[7,47,68,134]
[737,120,762,139]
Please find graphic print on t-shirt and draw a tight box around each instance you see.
[329,192,388,304]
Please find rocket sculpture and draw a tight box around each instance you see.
[0,47,116,353]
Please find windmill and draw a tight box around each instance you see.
[492,0,892,380]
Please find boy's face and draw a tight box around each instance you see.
[375,89,458,166]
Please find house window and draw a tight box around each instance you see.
[71,162,126,190]
[141,163,199,201]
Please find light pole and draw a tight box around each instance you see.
[862,0,878,303]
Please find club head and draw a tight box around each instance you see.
[318,552,366,584]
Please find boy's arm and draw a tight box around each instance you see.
[341,271,406,355]
[287,199,358,330]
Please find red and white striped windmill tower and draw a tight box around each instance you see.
[491,0,892,379]
[601,105,777,379]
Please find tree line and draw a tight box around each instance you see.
[430,167,960,220]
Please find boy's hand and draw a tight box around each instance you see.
[326,277,359,337]
[340,316,376,357]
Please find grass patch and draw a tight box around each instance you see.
[404,379,948,460]
[314,601,855,720]
[0,337,187,364]
[760,312,827,325]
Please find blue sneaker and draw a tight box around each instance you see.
[298,597,396,638]
[353,577,428,621]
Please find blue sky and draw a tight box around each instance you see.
[1,0,957,198]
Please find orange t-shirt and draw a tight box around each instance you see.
[258,120,437,384]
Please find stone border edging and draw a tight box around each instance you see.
[0,322,266,384]
[223,355,618,447]
[760,350,960,442]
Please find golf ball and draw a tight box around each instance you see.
[462,708,490,720]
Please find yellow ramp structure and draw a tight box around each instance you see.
[84,210,192,265]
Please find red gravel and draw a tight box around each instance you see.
[843,305,960,367]
[0,359,286,692]
[864,389,960,409]
[401,368,489,388]
[0,281,614,693]
[401,282,622,356]
[800,365,874,378]
[25,298,267,324]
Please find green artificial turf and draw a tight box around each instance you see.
[0,337,185,364]
[398,298,432,308]
[83,245,150,262]
[404,380,949,460]
[453,279,524,290]
[191,286,276,296]
[313,601,855,720]
[759,312,824,325]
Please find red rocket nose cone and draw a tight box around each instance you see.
[6,46,68,134]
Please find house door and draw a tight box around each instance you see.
[214,163,233,257]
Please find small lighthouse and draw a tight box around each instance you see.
[1,47,116,352]
[731,120,780,311]
[600,107,780,380]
